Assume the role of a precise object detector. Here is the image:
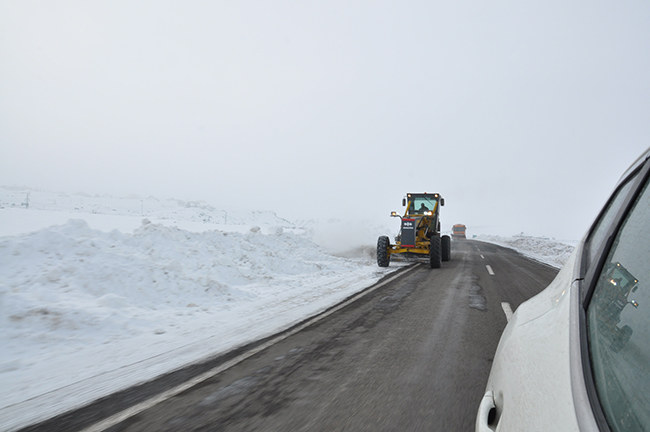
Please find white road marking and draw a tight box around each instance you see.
[501,302,514,322]
[486,265,495,275]
[480,254,485,259]
[80,264,421,432]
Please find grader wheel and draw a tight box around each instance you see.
[429,236,442,268]
[441,235,451,261]
[377,236,391,267]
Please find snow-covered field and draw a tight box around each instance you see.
[476,234,578,268]
[0,186,576,431]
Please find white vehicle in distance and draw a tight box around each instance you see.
[476,148,650,432]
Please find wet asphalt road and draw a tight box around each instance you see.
[23,240,559,432]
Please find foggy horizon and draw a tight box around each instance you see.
[2,1,649,240]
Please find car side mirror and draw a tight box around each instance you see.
[440,198,445,206]
[402,198,406,207]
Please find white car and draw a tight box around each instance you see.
[476,148,650,432]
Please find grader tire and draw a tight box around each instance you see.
[377,236,391,267]
[430,235,442,268]
[441,235,451,261]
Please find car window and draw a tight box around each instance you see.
[587,177,650,431]
[585,172,640,269]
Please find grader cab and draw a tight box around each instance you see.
[377,193,451,268]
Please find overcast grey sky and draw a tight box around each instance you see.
[1,1,649,239]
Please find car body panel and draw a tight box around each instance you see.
[481,249,582,431]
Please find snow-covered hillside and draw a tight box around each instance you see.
[0,186,576,431]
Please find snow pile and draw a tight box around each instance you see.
[476,234,577,268]
[1,219,344,345]
[0,216,398,431]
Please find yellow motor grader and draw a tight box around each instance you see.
[377,193,451,268]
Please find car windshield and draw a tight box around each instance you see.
[408,196,438,214]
